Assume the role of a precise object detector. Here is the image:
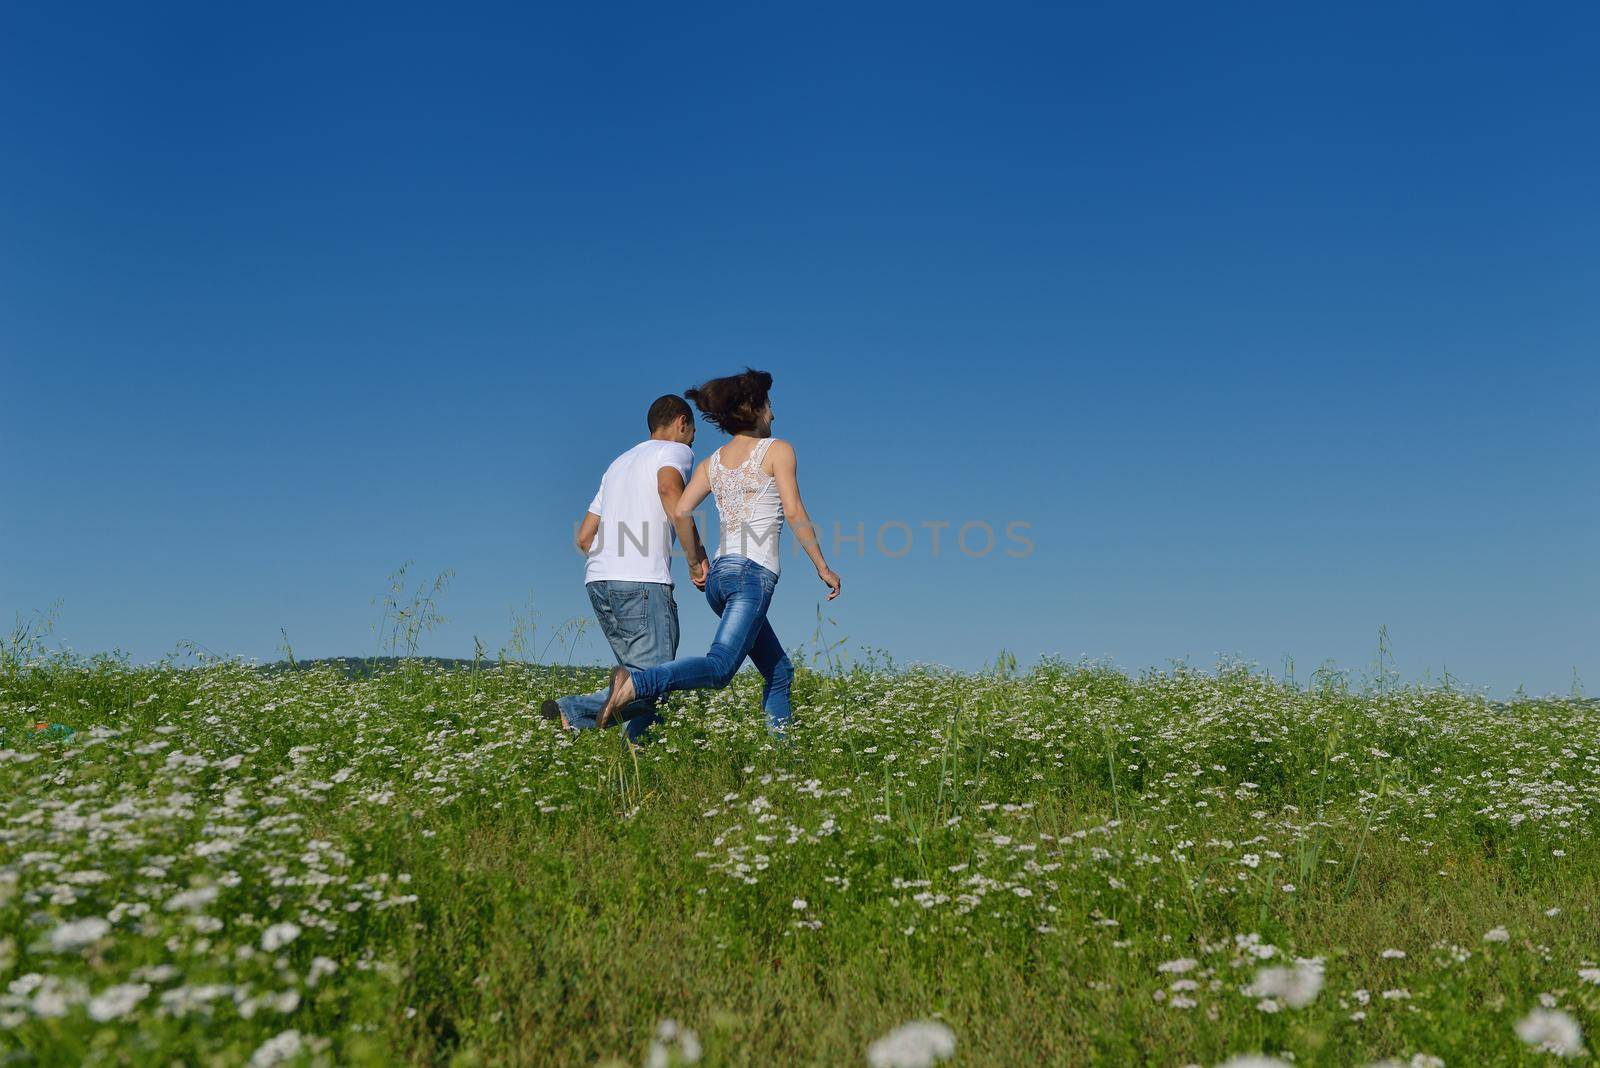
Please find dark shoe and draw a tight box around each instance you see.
[540,699,562,721]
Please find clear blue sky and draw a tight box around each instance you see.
[3,2,1596,696]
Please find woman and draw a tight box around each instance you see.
[598,368,841,732]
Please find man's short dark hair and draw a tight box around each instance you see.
[647,394,693,432]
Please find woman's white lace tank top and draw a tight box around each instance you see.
[709,437,783,575]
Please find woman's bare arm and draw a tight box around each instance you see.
[767,439,841,600]
[669,459,715,582]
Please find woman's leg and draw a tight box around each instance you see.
[620,561,773,709]
[745,619,793,734]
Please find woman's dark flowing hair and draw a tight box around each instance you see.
[684,368,773,434]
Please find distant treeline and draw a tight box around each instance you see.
[259,656,601,683]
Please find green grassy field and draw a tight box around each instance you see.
[1,648,1596,1066]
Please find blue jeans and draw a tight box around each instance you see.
[629,555,793,733]
[558,580,678,742]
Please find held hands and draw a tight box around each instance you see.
[817,565,842,601]
[690,557,709,591]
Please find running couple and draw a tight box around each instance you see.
[542,368,842,741]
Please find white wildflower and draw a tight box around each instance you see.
[308,956,339,986]
[48,916,110,953]
[249,1029,304,1068]
[1245,961,1323,1009]
[88,982,150,1021]
[646,1019,702,1067]
[164,886,219,912]
[867,1020,957,1068]
[261,923,302,952]
[30,976,88,1017]
[8,974,43,996]
[1515,1009,1584,1057]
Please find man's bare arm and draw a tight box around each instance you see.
[575,512,601,554]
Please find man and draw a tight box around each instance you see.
[542,394,707,741]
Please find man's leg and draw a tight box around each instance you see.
[600,582,673,733]
[555,583,626,730]
[556,685,609,730]
[565,582,672,733]
[623,583,680,743]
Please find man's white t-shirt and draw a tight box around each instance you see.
[584,439,695,586]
